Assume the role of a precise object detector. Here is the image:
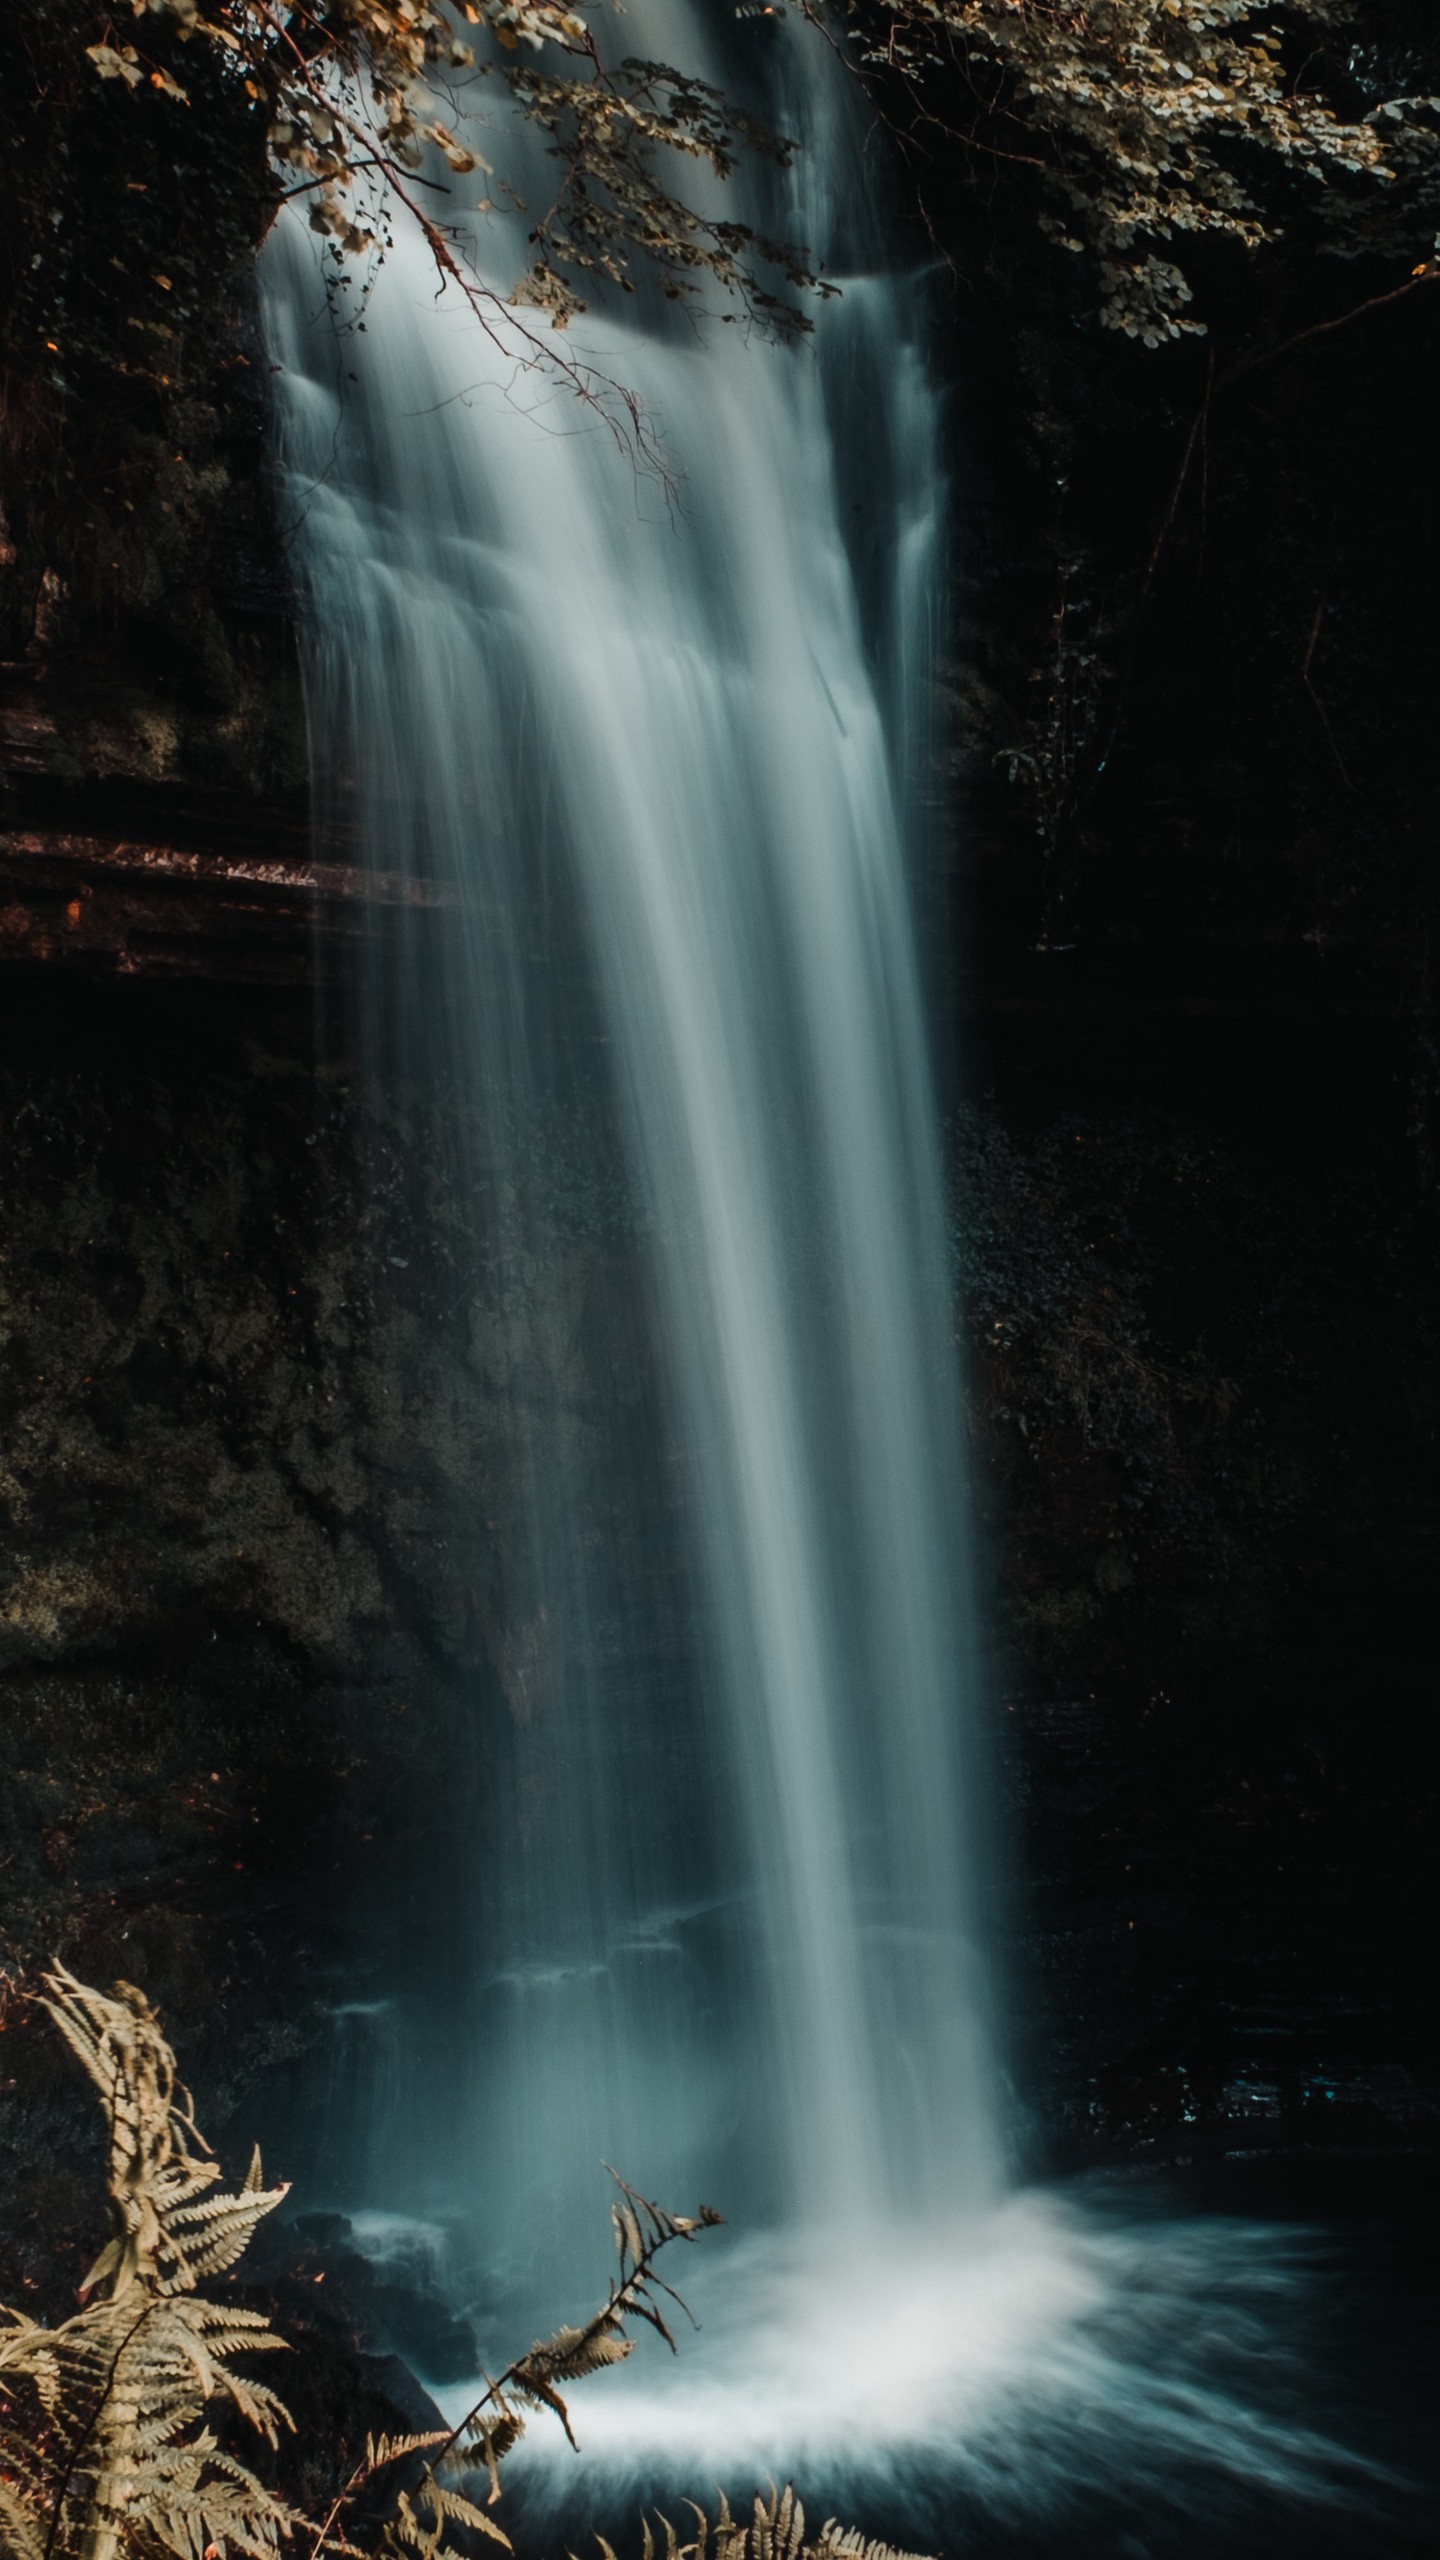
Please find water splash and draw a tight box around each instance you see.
[499,2191,1399,2539]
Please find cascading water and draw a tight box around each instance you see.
[263,6,1407,2537]
[267,0,994,2292]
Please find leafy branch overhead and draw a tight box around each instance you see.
[845,1,1440,339]
[82,1,827,341]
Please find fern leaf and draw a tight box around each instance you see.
[10,1973,300,2560]
[363,2430,450,2475]
[663,2492,931,2560]
[623,2290,678,2352]
[431,2479,511,2543]
[4,2514,46,2560]
[163,2182,291,2289]
[524,2316,632,2382]
[0,2315,62,2419]
[711,2486,741,2560]
[169,2183,287,2233]
[812,2524,936,2560]
[510,2357,577,2443]
[612,2199,646,2270]
[190,2302,291,2345]
[387,2479,498,2560]
[132,2440,297,2559]
[219,2369,296,2445]
[457,2402,526,2503]
[42,1967,288,2318]
[0,2479,46,2560]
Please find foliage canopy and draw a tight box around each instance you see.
[5,5,1437,657]
[74,3,1440,355]
[845,0,1440,337]
[81,2,824,342]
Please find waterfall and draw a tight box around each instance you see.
[266,0,995,2323]
[260,12,1404,2527]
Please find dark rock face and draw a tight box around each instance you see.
[1,996,397,1686]
[0,986,404,2285]
[0,971,675,2355]
[0,988,418,2269]
[0,5,280,699]
[956,1060,1438,2173]
[905,38,1440,2175]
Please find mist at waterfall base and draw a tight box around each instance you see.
[263,8,1424,2546]
[491,2177,1427,2554]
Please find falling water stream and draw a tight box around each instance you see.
[268,0,993,2267]
[264,7,1417,2543]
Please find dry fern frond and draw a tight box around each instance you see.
[0,2479,47,2560]
[41,1967,289,2305]
[810,2520,935,2560]
[363,2433,452,2474]
[443,2169,722,2461]
[2,1972,913,2560]
[378,2475,515,2558]
[0,1971,296,2560]
[615,2490,936,2560]
[0,2276,300,2560]
[330,2168,726,2560]
[750,2487,807,2560]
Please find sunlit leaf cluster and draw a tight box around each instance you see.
[81,2,819,341]
[845,1,1440,337]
